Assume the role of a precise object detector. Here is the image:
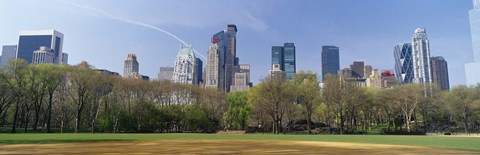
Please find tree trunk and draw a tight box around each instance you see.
[46,93,53,133]
[11,100,20,133]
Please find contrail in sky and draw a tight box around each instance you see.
[57,0,205,59]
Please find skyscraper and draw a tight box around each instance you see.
[17,30,63,64]
[32,46,55,64]
[205,41,221,89]
[283,43,296,80]
[224,24,237,92]
[230,64,251,92]
[124,53,139,78]
[158,67,174,81]
[212,30,227,90]
[321,46,340,81]
[271,46,284,70]
[350,61,365,78]
[394,43,414,83]
[431,56,450,90]
[271,43,296,80]
[173,45,197,84]
[195,58,203,84]
[0,45,17,68]
[412,28,432,84]
[465,0,480,86]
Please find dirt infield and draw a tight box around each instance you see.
[0,140,478,155]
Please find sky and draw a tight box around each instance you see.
[0,0,475,87]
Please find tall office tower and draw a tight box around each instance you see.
[283,43,296,80]
[271,43,296,80]
[224,24,238,92]
[212,31,227,90]
[124,53,139,78]
[17,30,63,64]
[364,65,373,78]
[431,56,450,90]
[412,28,432,84]
[0,45,17,68]
[205,41,221,88]
[32,46,55,64]
[271,46,284,70]
[465,0,480,86]
[394,43,414,83]
[173,45,197,84]
[158,67,174,81]
[350,61,365,78]
[195,58,203,84]
[62,53,68,65]
[321,46,340,81]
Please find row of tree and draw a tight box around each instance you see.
[0,60,479,134]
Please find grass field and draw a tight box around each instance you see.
[0,133,479,151]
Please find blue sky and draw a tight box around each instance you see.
[0,0,474,86]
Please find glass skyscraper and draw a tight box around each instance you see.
[0,45,17,68]
[271,43,296,80]
[394,43,414,83]
[321,46,340,81]
[466,0,480,86]
[17,30,63,64]
[283,43,296,80]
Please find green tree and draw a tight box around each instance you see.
[225,91,250,130]
[292,71,321,134]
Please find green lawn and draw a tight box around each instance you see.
[0,133,479,151]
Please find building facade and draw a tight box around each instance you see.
[32,46,55,64]
[205,42,221,89]
[321,46,340,81]
[195,58,203,84]
[394,43,414,83]
[0,45,17,68]
[62,53,68,65]
[431,56,450,90]
[173,45,197,84]
[271,43,296,80]
[124,54,139,78]
[224,24,238,92]
[283,43,296,80]
[412,28,432,84]
[466,0,480,86]
[158,67,174,81]
[230,64,251,92]
[17,30,63,64]
[350,61,365,78]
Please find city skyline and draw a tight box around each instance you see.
[0,0,474,86]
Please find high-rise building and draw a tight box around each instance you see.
[321,46,340,81]
[394,43,414,83]
[62,53,68,65]
[380,70,398,88]
[350,61,365,78]
[205,42,221,89]
[271,46,284,70]
[412,28,432,84]
[212,31,227,90]
[283,43,296,80]
[224,24,238,92]
[173,45,197,84]
[239,64,250,84]
[32,46,55,64]
[271,43,296,80]
[0,45,17,68]
[17,30,63,64]
[158,67,174,81]
[465,0,480,86]
[195,58,203,84]
[431,56,450,90]
[366,69,382,88]
[124,53,139,78]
